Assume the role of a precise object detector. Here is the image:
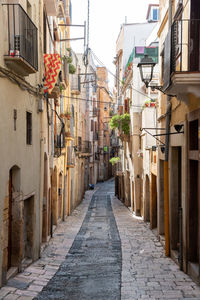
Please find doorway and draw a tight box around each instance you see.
[144,175,150,222]
[42,153,48,242]
[187,109,200,280]
[3,165,21,281]
[170,147,182,268]
[58,173,63,219]
[23,196,34,260]
[150,174,157,229]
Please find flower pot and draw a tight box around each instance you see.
[150,102,155,107]
[145,103,149,107]
[65,114,71,120]
[60,113,65,119]
[54,99,59,106]
[65,131,71,137]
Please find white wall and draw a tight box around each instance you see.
[123,22,157,69]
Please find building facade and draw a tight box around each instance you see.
[157,0,200,282]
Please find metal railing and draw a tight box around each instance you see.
[67,146,75,167]
[171,19,200,73]
[93,107,97,117]
[4,4,38,70]
[62,60,69,85]
[93,132,98,141]
[81,141,92,153]
[70,74,81,93]
[110,137,119,147]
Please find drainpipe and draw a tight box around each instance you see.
[164,0,173,257]
[164,100,171,257]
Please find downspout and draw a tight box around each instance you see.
[164,0,173,257]
[164,100,171,257]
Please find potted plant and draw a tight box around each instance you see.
[109,113,130,140]
[109,157,120,166]
[65,111,71,120]
[60,113,65,119]
[62,55,72,64]
[69,63,76,74]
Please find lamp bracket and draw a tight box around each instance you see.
[154,131,184,137]
[149,85,176,97]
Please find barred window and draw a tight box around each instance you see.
[26,112,32,145]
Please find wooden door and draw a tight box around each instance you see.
[188,109,200,265]
[8,170,12,270]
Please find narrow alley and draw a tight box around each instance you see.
[1,180,200,300]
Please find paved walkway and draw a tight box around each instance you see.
[35,180,121,300]
[112,194,200,300]
[1,180,200,300]
[0,189,96,300]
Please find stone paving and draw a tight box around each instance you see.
[35,180,121,300]
[1,180,200,300]
[111,194,200,300]
[0,189,96,300]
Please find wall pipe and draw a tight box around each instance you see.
[163,0,173,257]
[164,100,171,257]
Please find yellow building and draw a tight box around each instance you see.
[157,0,200,282]
[0,0,43,285]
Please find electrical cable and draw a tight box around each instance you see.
[0,66,40,96]
[90,49,155,101]
[62,95,143,108]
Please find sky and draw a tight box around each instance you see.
[70,0,159,89]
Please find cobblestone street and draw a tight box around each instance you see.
[1,180,200,300]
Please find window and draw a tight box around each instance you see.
[152,8,159,21]
[26,112,32,145]
[91,120,94,131]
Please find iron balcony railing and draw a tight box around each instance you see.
[110,137,119,147]
[93,132,98,141]
[67,146,75,167]
[70,74,81,93]
[171,19,200,73]
[4,4,38,71]
[93,107,97,117]
[81,141,92,153]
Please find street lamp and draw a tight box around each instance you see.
[137,54,156,88]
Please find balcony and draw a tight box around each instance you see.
[4,4,38,76]
[67,146,75,168]
[93,107,97,117]
[111,137,119,147]
[163,19,200,99]
[81,141,92,154]
[104,123,109,131]
[49,71,66,99]
[62,60,69,86]
[44,0,57,16]
[75,140,92,155]
[70,75,81,95]
[54,132,65,157]
[57,0,65,18]
[49,84,60,99]
[93,132,98,141]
